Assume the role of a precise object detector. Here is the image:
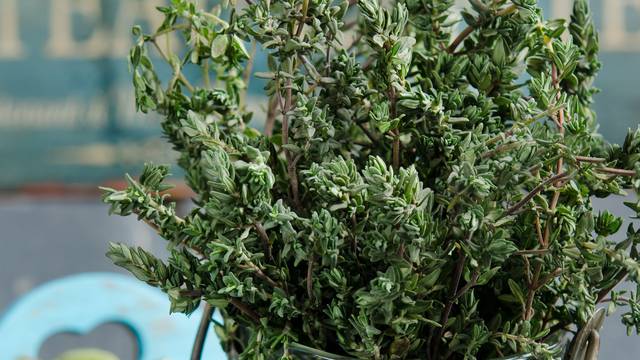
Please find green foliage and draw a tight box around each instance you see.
[104,0,640,359]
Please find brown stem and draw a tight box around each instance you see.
[295,0,309,38]
[141,214,204,259]
[596,270,627,303]
[575,155,607,163]
[542,64,567,245]
[288,154,302,212]
[392,130,400,170]
[485,104,564,146]
[264,96,278,136]
[505,172,569,215]
[525,67,564,258]
[131,194,208,258]
[239,262,280,289]
[298,54,317,79]
[447,4,517,53]
[357,122,379,145]
[521,255,533,285]
[325,35,333,75]
[600,296,631,303]
[143,218,162,234]
[179,289,259,325]
[523,264,540,320]
[515,249,549,256]
[150,40,195,93]
[431,245,469,359]
[307,256,315,299]
[191,303,213,360]
[551,64,565,180]
[523,63,567,321]
[534,268,562,291]
[447,25,474,53]
[229,298,260,324]
[253,222,273,261]
[389,87,400,170]
[241,40,257,97]
[453,270,479,300]
[278,76,301,211]
[574,156,636,176]
[280,79,291,145]
[534,213,544,247]
[597,167,636,177]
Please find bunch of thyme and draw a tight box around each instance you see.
[103,0,640,358]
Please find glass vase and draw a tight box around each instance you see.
[282,339,569,360]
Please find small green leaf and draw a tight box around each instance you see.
[211,34,229,58]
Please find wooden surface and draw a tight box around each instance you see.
[1,181,195,201]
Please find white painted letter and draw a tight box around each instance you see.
[551,0,572,21]
[0,0,25,59]
[111,0,179,58]
[45,0,107,58]
[602,0,640,51]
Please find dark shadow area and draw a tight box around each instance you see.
[38,322,138,360]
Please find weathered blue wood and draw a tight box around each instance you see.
[0,272,226,360]
[0,0,635,187]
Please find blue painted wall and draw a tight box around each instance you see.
[0,0,638,187]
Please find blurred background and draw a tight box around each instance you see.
[0,0,638,359]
